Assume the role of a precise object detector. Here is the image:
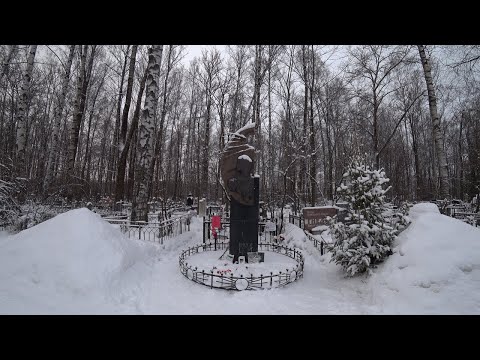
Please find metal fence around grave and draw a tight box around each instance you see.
[298,214,411,256]
[451,211,480,227]
[304,230,330,255]
[288,213,304,228]
[179,241,304,290]
[105,214,191,244]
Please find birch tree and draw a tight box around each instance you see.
[131,45,163,222]
[418,45,450,199]
[15,45,37,181]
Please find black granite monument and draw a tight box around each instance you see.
[220,125,259,263]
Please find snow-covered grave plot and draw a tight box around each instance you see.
[0,202,479,314]
[179,243,303,290]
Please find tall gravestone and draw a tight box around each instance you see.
[220,124,259,263]
[198,198,206,217]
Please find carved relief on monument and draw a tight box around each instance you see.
[220,123,256,206]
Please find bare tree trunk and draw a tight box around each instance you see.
[316,99,328,199]
[131,45,163,222]
[85,119,98,184]
[126,127,137,201]
[255,45,262,166]
[418,45,450,199]
[195,111,200,202]
[373,91,379,169]
[203,94,211,199]
[15,45,37,181]
[81,67,107,180]
[301,45,308,206]
[43,45,75,196]
[173,129,183,200]
[253,45,263,176]
[120,45,138,150]
[106,46,130,198]
[149,45,173,200]
[309,45,316,206]
[115,65,147,202]
[0,45,18,81]
[458,111,464,199]
[67,46,87,177]
[409,112,422,200]
[67,45,96,198]
[267,59,274,213]
[98,102,115,197]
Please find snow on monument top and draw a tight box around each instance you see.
[234,122,255,135]
[238,154,252,162]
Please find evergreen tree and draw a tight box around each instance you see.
[329,160,396,276]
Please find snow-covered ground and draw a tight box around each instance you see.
[0,203,479,314]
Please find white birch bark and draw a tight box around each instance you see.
[131,45,163,222]
[15,45,37,178]
[418,45,450,199]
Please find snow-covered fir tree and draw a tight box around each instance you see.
[329,160,397,276]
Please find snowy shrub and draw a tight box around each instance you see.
[329,161,397,276]
[0,178,21,226]
[12,204,59,231]
[464,215,477,227]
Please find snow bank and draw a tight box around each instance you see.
[408,201,439,216]
[367,203,480,314]
[0,208,152,314]
[281,223,324,261]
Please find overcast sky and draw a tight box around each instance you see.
[182,45,228,64]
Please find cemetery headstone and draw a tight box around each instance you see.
[220,124,259,263]
[198,198,206,217]
[302,206,338,232]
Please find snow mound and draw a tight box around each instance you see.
[282,223,323,261]
[408,202,440,217]
[369,203,480,314]
[0,208,149,314]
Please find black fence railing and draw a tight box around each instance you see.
[288,210,410,231]
[304,230,330,255]
[206,205,224,217]
[451,211,480,227]
[179,242,304,290]
[288,213,304,228]
[105,213,192,244]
